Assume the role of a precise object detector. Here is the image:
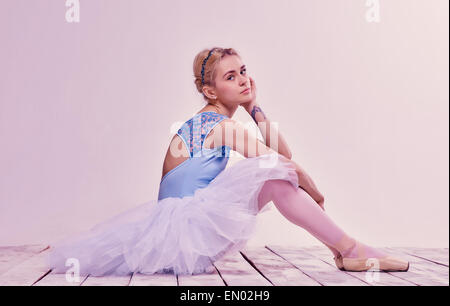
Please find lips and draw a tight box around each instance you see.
[241,88,250,94]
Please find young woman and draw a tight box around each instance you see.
[46,47,409,277]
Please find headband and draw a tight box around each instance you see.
[201,48,215,85]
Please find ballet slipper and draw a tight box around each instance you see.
[342,241,409,272]
[334,253,345,270]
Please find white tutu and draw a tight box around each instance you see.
[46,153,299,276]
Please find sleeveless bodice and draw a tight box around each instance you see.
[157,112,231,200]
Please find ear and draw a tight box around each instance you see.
[202,86,217,100]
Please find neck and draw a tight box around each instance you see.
[199,102,237,118]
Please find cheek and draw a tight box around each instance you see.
[217,84,236,97]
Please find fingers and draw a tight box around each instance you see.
[249,77,256,100]
[317,199,325,211]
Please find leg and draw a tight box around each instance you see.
[257,179,388,259]
[258,181,340,257]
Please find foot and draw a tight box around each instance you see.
[341,239,409,272]
[323,243,345,270]
[333,253,345,270]
[341,239,388,259]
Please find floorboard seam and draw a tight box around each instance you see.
[264,245,324,286]
[239,250,274,286]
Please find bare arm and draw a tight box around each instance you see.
[241,77,292,160]
[290,159,325,209]
[213,119,325,208]
[239,77,323,208]
[243,102,292,160]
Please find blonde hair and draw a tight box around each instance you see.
[193,47,240,102]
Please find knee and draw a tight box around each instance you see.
[263,179,294,200]
[257,179,295,211]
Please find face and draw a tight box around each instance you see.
[205,55,252,107]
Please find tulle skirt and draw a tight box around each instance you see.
[46,153,299,276]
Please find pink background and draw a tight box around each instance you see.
[0,0,448,248]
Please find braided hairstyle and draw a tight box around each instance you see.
[193,47,240,102]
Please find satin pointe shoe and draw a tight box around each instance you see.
[334,253,345,270]
[342,242,410,272]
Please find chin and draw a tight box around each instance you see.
[238,93,250,100]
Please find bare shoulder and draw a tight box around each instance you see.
[218,118,237,125]
[212,117,275,157]
[161,133,190,179]
[167,133,184,149]
[216,118,244,130]
[211,118,247,139]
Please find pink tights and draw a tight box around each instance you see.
[257,180,388,259]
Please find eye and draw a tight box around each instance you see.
[227,69,247,80]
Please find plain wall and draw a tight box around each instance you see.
[0,0,448,248]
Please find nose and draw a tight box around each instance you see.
[239,75,248,87]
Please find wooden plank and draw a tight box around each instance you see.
[129,272,178,286]
[2,244,446,286]
[240,246,320,286]
[384,247,448,286]
[398,247,449,267]
[304,246,416,286]
[34,271,89,286]
[212,250,272,286]
[267,245,368,286]
[0,247,52,286]
[81,274,132,286]
[0,244,48,276]
[178,267,226,286]
[36,270,177,286]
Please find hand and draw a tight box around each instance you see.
[298,185,325,211]
[240,76,257,112]
[317,197,325,211]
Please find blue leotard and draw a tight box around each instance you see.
[157,111,231,200]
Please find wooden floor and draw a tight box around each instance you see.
[0,244,447,286]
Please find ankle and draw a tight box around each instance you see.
[340,238,357,258]
[341,240,389,259]
[334,236,357,257]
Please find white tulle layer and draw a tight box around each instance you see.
[46,153,298,276]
